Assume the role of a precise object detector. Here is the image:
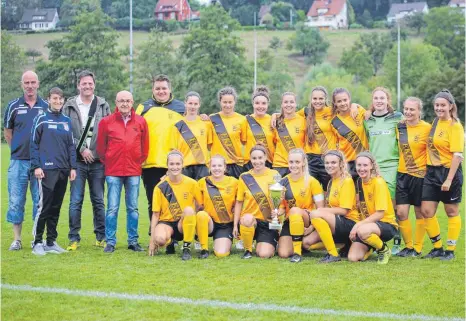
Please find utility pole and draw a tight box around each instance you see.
[397,21,401,110]
[254,12,257,90]
[129,0,133,93]
[290,9,293,27]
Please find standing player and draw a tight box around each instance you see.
[171,91,212,180]
[148,150,203,261]
[210,86,246,179]
[348,152,398,264]
[421,90,464,261]
[303,150,359,263]
[197,155,238,258]
[233,144,280,259]
[277,149,325,263]
[395,97,431,257]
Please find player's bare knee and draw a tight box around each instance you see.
[241,214,255,227]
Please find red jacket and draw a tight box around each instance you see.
[96,109,149,176]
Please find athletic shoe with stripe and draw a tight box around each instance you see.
[32,243,46,256]
[66,241,80,251]
[377,244,391,264]
[9,240,22,251]
[95,239,107,248]
[44,242,67,254]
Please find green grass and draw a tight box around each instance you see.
[1,143,464,321]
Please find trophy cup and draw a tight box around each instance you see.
[268,173,285,230]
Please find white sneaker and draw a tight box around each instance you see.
[44,242,67,254]
[235,240,244,250]
[194,241,202,250]
[9,240,22,251]
[32,243,46,256]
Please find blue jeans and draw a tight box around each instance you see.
[7,159,39,224]
[68,161,105,242]
[105,176,140,246]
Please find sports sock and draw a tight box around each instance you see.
[413,218,426,253]
[311,217,338,257]
[363,234,383,251]
[196,211,210,250]
[447,216,461,251]
[424,215,442,248]
[240,225,255,252]
[398,219,413,249]
[214,251,230,258]
[289,213,304,255]
[309,242,324,250]
[182,214,197,248]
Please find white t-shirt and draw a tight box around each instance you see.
[76,95,95,148]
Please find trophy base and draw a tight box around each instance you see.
[269,221,282,230]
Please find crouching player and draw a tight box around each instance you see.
[31,87,77,255]
[348,152,398,264]
[148,150,202,261]
[277,148,324,263]
[196,155,238,258]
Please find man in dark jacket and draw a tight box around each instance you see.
[97,90,149,253]
[62,70,110,251]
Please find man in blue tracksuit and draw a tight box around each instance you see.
[30,87,77,255]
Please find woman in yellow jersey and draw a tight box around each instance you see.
[331,88,368,181]
[171,92,213,180]
[210,86,246,179]
[272,92,306,177]
[242,86,276,170]
[303,150,359,263]
[278,148,325,263]
[197,155,238,259]
[233,144,280,259]
[395,97,431,258]
[421,90,464,261]
[148,150,203,261]
[348,152,398,265]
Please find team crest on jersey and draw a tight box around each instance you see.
[368,192,373,201]
[168,114,173,120]
[323,115,329,121]
[333,190,338,198]
[438,131,444,138]
[300,189,306,197]
[355,119,362,127]
[63,123,69,131]
[183,192,188,200]
[232,125,239,132]
[226,186,232,195]
[414,135,419,143]
[295,127,300,134]
[200,129,205,136]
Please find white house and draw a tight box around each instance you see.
[387,2,428,25]
[306,0,348,30]
[449,0,465,12]
[17,8,59,31]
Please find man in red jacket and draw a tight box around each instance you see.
[97,91,149,253]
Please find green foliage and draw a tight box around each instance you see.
[295,10,306,23]
[270,2,295,23]
[231,5,259,26]
[404,12,426,36]
[258,49,274,72]
[424,7,465,68]
[358,9,373,28]
[189,0,202,12]
[25,48,43,63]
[179,6,250,114]
[413,65,465,122]
[390,27,407,41]
[261,13,274,27]
[349,23,363,29]
[257,65,294,113]
[107,0,157,19]
[269,36,282,50]
[372,20,387,29]
[58,0,100,28]
[289,23,330,65]
[382,41,445,94]
[347,0,356,26]
[1,0,41,30]
[338,50,373,81]
[36,10,126,102]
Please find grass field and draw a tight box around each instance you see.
[1,143,464,321]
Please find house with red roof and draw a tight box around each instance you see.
[154,0,192,21]
[449,0,465,12]
[306,0,348,30]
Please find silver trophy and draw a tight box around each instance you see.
[268,173,285,230]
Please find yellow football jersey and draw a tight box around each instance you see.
[272,115,306,168]
[427,119,464,168]
[198,176,238,223]
[327,176,359,222]
[241,114,276,164]
[299,107,338,155]
[396,120,431,177]
[280,175,324,217]
[359,177,397,227]
[210,112,246,165]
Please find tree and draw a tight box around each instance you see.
[358,9,373,28]
[1,32,27,110]
[179,5,251,114]
[25,49,43,63]
[289,23,330,65]
[382,41,445,93]
[347,0,356,26]
[424,7,465,68]
[338,50,373,81]
[231,5,258,26]
[36,10,126,102]
[404,12,426,36]
[270,2,295,24]
[414,65,465,122]
[1,0,41,30]
[269,37,282,51]
[58,0,100,28]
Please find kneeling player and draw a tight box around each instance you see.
[348,152,398,264]
[233,144,280,259]
[303,150,359,263]
[277,148,324,263]
[148,150,202,261]
[197,155,238,258]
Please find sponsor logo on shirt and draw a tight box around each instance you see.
[370,130,392,136]
[63,123,69,131]
[45,162,54,166]
[17,109,27,115]
[48,124,57,129]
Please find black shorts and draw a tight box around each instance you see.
[273,167,290,178]
[347,161,358,182]
[158,220,183,241]
[182,164,209,181]
[243,160,272,171]
[354,221,398,245]
[227,164,244,179]
[209,222,234,241]
[279,219,291,237]
[422,166,463,204]
[307,153,331,191]
[396,172,423,207]
[254,220,279,247]
[333,216,356,244]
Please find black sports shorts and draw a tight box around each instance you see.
[396,172,424,207]
[422,165,463,204]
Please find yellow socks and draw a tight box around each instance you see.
[363,234,383,250]
[311,217,338,257]
[289,213,304,255]
[309,242,325,250]
[413,218,426,253]
[240,225,255,252]
[447,216,461,251]
[214,251,230,258]
[398,219,413,249]
[196,211,210,250]
[182,214,197,247]
[424,215,442,249]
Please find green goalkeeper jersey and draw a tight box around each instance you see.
[364,111,403,170]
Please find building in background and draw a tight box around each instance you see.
[17,8,59,31]
[306,0,348,30]
[387,2,428,25]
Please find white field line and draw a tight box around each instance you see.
[1,283,464,321]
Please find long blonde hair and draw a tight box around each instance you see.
[355,151,381,179]
[306,86,329,145]
[288,148,310,184]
